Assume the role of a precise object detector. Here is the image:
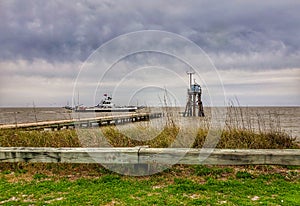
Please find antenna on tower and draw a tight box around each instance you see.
[186,71,195,89]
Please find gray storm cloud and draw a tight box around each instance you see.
[0,0,299,106]
[0,0,299,68]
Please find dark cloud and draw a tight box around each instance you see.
[0,0,299,69]
[0,0,299,106]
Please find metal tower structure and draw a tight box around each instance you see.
[183,72,205,117]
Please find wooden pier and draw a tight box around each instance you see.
[0,112,162,131]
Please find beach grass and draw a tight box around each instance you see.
[1,105,298,149]
[0,125,298,149]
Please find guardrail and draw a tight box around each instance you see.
[1,147,299,165]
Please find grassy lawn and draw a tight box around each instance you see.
[0,164,299,205]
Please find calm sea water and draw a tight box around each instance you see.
[0,107,299,141]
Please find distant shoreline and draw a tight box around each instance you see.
[0,106,300,109]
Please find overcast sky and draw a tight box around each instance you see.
[0,0,299,107]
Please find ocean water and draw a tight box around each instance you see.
[0,107,299,141]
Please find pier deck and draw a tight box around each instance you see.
[0,112,162,131]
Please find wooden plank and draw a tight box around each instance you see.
[138,148,300,165]
[0,147,299,165]
[0,147,139,164]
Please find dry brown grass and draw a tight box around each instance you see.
[0,129,80,147]
[0,105,298,149]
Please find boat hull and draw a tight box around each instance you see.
[75,107,137,112]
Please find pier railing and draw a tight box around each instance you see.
[1,147,299,165]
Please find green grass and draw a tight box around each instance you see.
[0,164,299,205]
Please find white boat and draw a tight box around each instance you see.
[75,94,137,112]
